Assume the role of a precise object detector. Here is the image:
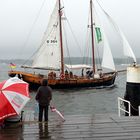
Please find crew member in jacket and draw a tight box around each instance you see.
[35,79,52,122]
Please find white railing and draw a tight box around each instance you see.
[118,97,131,117]
[139,106,140,116]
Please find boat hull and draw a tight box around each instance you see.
[8,71,116,89]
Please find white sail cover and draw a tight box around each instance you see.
[65,64,92,70]
[32,1,61,70]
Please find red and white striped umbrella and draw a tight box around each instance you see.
[0,77,30,121]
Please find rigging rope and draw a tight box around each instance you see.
[60,0,86,68]
[20,0,47,65]
[83,8,91,65]
[66,19,84,58]
[61,0,83,58]
[63,23,72,67]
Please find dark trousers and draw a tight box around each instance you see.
[39,104,48,122]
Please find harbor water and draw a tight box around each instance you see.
[0,60,127,116]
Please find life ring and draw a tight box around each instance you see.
[60,73,65,79]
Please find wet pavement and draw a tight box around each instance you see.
[1,114,140,140]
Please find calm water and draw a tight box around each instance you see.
[0,60,127,116]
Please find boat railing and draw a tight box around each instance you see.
[118,97,131,117]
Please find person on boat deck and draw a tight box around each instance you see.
[86,69,93,78]
[35,79,52,122]
[89,70,93,77]
[65,69,69,79]
[48,71,56,79]
[86,69,90,77]
[81,69,84,77]
[65,69,68,74]
[69,71,73,78]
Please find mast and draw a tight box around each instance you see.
[58,0,64,74]
[90,0,95,73]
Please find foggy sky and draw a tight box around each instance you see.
[0,0,140,59]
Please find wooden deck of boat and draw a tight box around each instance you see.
[1,111,140,140]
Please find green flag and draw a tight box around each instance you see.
[95,27,102,43]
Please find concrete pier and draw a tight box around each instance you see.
[1,111,140,140]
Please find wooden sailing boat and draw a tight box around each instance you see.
[8,0,117,89]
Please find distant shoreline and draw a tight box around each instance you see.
[0,57,138,65]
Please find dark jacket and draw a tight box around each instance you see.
[35,86,52,106]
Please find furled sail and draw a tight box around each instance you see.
[65,64,92,70]
[32,1,61,70]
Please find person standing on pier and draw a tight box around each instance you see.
[35,79,52,122]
